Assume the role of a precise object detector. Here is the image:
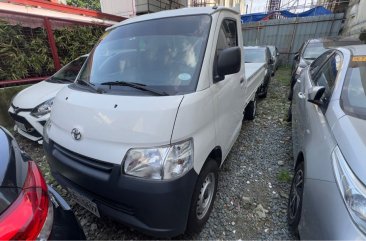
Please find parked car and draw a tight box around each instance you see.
[44,7,266,237]
[268,45,280,71]
[8,55,88,143]
[288,45,366,239]
[244,46,274,98]
[0,126,85,240]
[289,37,361,100]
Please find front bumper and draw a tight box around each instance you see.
[300,178,366,240]
[44,140,198,238]
[8,105,48,142]
[47,185,86,240]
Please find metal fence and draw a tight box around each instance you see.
[241,13,345,65]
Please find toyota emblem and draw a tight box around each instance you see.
[71,128,82,140]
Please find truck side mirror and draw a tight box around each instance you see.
[307,86,325,106]
[216,46,241,82]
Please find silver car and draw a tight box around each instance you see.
[289,44,366,239]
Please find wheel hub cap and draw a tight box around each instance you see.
[196,173,215,220]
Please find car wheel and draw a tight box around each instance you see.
[244,98,257,120]
[287,161,304,235]
[186,159,218,234]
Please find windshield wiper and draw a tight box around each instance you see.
[100,81,169,96]
[77,79,104,94]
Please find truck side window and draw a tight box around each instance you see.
[213,19,238,80]
[312,53,342,111]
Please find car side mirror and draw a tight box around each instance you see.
[276,52,280,57]
[215,46,241,82]
[294,53,299,60]
[307,86,325,106]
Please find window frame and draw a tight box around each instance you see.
[311,51,343,112]
[213,17,239,82]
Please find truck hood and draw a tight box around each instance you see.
[332,115,366,184]
[49,87,184,164]
[12,81,67,109]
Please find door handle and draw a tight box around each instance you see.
[298,92,306,99]
[240,77,245,84]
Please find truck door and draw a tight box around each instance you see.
[211,14,246,158]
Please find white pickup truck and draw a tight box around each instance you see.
[44,7,265,237]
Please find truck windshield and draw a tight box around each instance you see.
[244,49,265,63]
[77,15,211,95]
[341,58,366,120]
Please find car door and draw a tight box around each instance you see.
[297,51,340,158]
[212,14,245,158]
[292,50,333,160]
[298,52,342,237]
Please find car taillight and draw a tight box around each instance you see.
[0,161,50,240]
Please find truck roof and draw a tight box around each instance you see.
[107,6,239,31]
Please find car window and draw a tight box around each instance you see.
[215,19,238,52]
[341,57,366,120]
[49,57,87,83]
[312,53,342,110]
[214,19,238,79]
[303,42,329,60]
[310,50,334,79]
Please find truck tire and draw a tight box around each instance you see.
[244,99,257,120]
[186,159,218,235]
[257,84,268,98]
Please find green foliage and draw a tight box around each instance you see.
[0,21,104,81]
[54,25,104,65]
[277,170,292,183]
[66,0,101,11]
[0,21,54,80]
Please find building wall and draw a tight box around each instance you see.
[341,0,366,40]
[189,0,245,14]
[101,0,188,18]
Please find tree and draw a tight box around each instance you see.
[66,0,101,11]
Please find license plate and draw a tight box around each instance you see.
[68,188,100,217]
[15,121,27,132]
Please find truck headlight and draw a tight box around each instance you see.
[123,139,193,180]
[333,146,366,233]
[31,98,54,118]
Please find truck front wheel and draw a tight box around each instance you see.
[186,159,218,234]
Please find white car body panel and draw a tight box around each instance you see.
[8,81,68,141]
[8,55,88,142]
[12,81,66,109]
